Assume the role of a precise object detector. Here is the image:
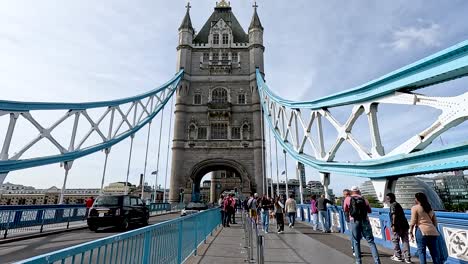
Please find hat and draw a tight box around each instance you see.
[350,186,360,192]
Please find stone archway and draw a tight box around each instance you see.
[187,158,251,202]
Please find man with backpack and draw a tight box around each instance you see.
[247,193,258,223]
[344,186,381,264]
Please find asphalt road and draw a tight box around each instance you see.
[0,212,179,263]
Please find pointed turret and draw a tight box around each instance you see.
[177,2,194,73]
[249,3,263,31]
[179,3,194,31]
[248,2,264,74]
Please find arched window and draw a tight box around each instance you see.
[188,124,197,140]
[211,88,228,103]
[242,124,250,140]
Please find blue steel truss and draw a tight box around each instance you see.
[0,70,184,173]
[257,40,468,178]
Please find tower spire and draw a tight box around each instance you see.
[179,1,193,31]
[249,2,263,31]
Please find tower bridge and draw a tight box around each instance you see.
[0,1,467,263]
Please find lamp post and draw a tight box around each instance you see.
[152,170,158,203]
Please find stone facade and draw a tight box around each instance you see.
[169,2,265,202]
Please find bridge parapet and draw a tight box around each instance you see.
[296,204,468,263]
[17,207,221,264]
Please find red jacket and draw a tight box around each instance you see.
[85,198,94,208]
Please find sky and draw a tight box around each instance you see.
[0,1,467,195]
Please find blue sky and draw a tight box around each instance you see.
[0,1,467,194]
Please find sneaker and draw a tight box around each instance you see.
[404,260,412,264]
[353,252,355,257]
[291,226,294,229]
[288,223,292,227]
[277,231,281,234]
[280,231,284,233]
[265,230,268,234]
[390,256,403,262]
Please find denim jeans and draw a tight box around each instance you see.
[415,227,441,264]
[350,219,381,264]
[223,210,231,227]
[261,209,270,232]
[287,212,296,226]
[311,213,318,230]
[220,210,225,225]
[346,221,355,253]
[318,210,330,232]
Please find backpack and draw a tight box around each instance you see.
[247,198,253,209]
[349,196,368,220]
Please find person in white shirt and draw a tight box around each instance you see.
[285,194,297,228]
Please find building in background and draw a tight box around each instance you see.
[360,176,445,210]
[0,182,100,205]
[419,171,468,212]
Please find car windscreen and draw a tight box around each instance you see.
[94,196,120,206]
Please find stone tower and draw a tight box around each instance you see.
[169,1,265,202]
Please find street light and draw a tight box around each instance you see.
[152,170,158,203]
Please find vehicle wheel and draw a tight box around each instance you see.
[142,215,149,226]
[88,225,98,232]
[120,218,130,231]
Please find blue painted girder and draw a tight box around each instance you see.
[0,70,184,111]
[257,40,468,110]
[0,71,183,173]
[257,40,468,178]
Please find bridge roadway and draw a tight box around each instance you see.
[0,212,179,263]
[187,217,417,264]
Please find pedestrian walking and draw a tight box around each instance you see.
[342,189,355,256]
[310,195,318,230]
[344,186,381,264]
[274,196,285,233]
[317,194,333,233]
[231,194,237,224]
[218,194,225,225]
[223,194,235,227]
[409,192,442,264]
[85,196,94,217]
[260,195,272,233]
[247,193,258,223]
[386,192,411,263]
[285,194,297,228]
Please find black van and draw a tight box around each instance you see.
[87,195,149,231]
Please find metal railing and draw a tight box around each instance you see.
[243,211,264,264]
[0,203,174,240]
[17,207,221,264]
[0,204,87,239]
[296,204,468,264]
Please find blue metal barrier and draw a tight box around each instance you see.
[296,204,468,264]
[0,203,174,239]
[17,207,221,264]
[0,204,87,239]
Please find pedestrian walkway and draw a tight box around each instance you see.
[185,219,247,264]
[187,213,421,264]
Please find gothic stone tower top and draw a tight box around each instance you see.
[170,2,266,203]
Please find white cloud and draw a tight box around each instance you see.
[385,22,441,51]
